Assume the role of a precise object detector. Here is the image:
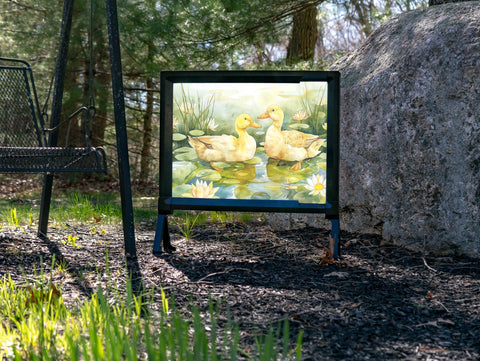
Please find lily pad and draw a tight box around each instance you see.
[264,185,283,198]
[266,159,312,183]
[173,146,194,154]
[221,178,241,185]
[244,156,261,165]
[174,148,198,161]
[251,192,271,200]
[314,159,327,171]
[234,186,255,199]
[221,164,256,183]
[294,190,323,204]
[232,163,245,170]
[172,133,187,141]
[172,161,196,185]
[196,169,222,181]
[288,123,310,130]
[211,161,232,170]
[172,184,193,197]
[189,129,205,136]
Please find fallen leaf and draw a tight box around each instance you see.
[437,318,455,326]
[319,248,334,265]
[26,283,61,307]
[319,235,336,265]
[324,272,349,279]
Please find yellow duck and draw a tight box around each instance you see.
[258,105,325,171]
[188,113,261,165]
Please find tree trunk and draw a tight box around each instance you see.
[60,51,82,147]
[352,0,375,37]
[286,4,318,65]
[139,76,154,181]
[91,21,109,147]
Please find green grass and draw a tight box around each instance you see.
[171,211,207,239]
[52,193,123,225]
[0,193,300,360]
[0,204,34,230]
[0,267,302,360]
[0,192,158,230]
[169,211,263,240]
[0,195,259,233]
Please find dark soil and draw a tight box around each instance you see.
[0,175,479,360]
[0,219,479,360]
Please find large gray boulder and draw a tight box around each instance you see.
[334,1,480,256]
[269,2,480,257]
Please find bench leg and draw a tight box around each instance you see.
[153,214,176,256]
[330,218,340,259]
[38,173,54,237]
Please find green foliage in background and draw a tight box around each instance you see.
[0,0,427,182]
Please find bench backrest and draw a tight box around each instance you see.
[0,59,46,147]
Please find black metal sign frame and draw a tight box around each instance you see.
[154,71,340,257]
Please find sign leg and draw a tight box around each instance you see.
[153,214,175,256]
[331,218,340,259]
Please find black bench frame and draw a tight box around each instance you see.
[0,57,107,173]
[0,0,137,261]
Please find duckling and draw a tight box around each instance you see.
[188,113,261,165]
[258,105,324,171]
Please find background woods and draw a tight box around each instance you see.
[0,0,427,183]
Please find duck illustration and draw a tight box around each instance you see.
[188,113,261,165]
[258,105,325,171]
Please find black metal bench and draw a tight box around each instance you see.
[0,57,107,173]
[0,57,108,238]
[0,0,137,261]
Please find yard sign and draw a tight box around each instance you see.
[154,71,340,257]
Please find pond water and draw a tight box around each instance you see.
[172,141,327,204]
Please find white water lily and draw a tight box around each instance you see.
[305,173,326,197]
[207,118,218,131]
[191,179,219,198]
[291,110,309,121]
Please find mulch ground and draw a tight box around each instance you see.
[0,175,479,360]
[0,218,479,360]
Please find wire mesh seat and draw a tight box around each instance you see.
[0,147,107,172]
[0,58,107,173]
